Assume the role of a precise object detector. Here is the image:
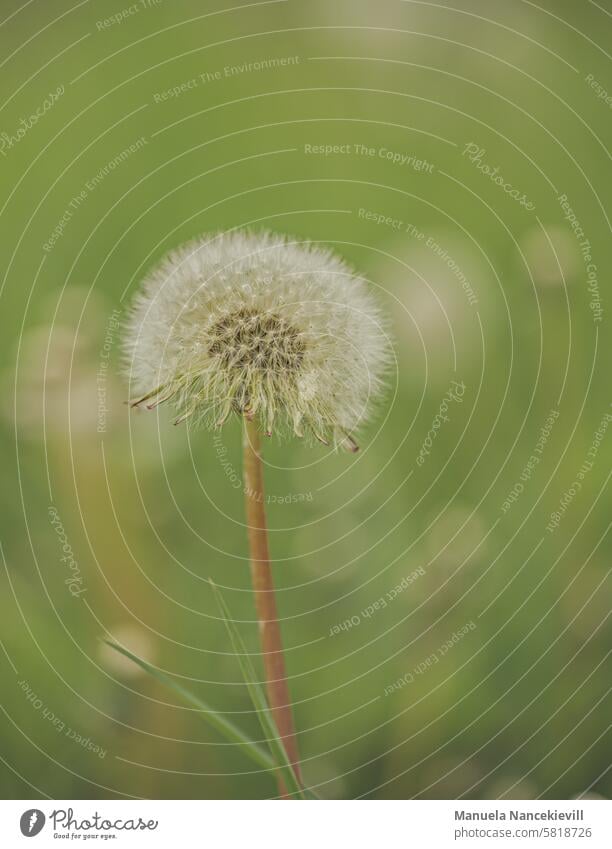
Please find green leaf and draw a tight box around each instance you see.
[101,638,276,774]
[210,581,306,799]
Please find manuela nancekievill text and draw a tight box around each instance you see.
[455,809,584,821]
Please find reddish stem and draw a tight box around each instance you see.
[242,417,301,796]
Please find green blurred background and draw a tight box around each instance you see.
[0,0,610,800]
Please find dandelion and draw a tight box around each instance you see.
[124,229,387,448]
[122,230,388,796]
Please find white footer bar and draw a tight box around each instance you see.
[0,799,610,848]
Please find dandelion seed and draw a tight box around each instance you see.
[123,230,387,448]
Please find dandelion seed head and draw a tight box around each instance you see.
[124,230,388,447]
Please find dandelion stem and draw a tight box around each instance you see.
[242,417,301,796]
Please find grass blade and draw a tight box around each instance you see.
[101,638,276,774]
[210,581,305,799]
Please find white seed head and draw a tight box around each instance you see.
[124,230,388,447]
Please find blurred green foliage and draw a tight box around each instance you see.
[0,0,610,799]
